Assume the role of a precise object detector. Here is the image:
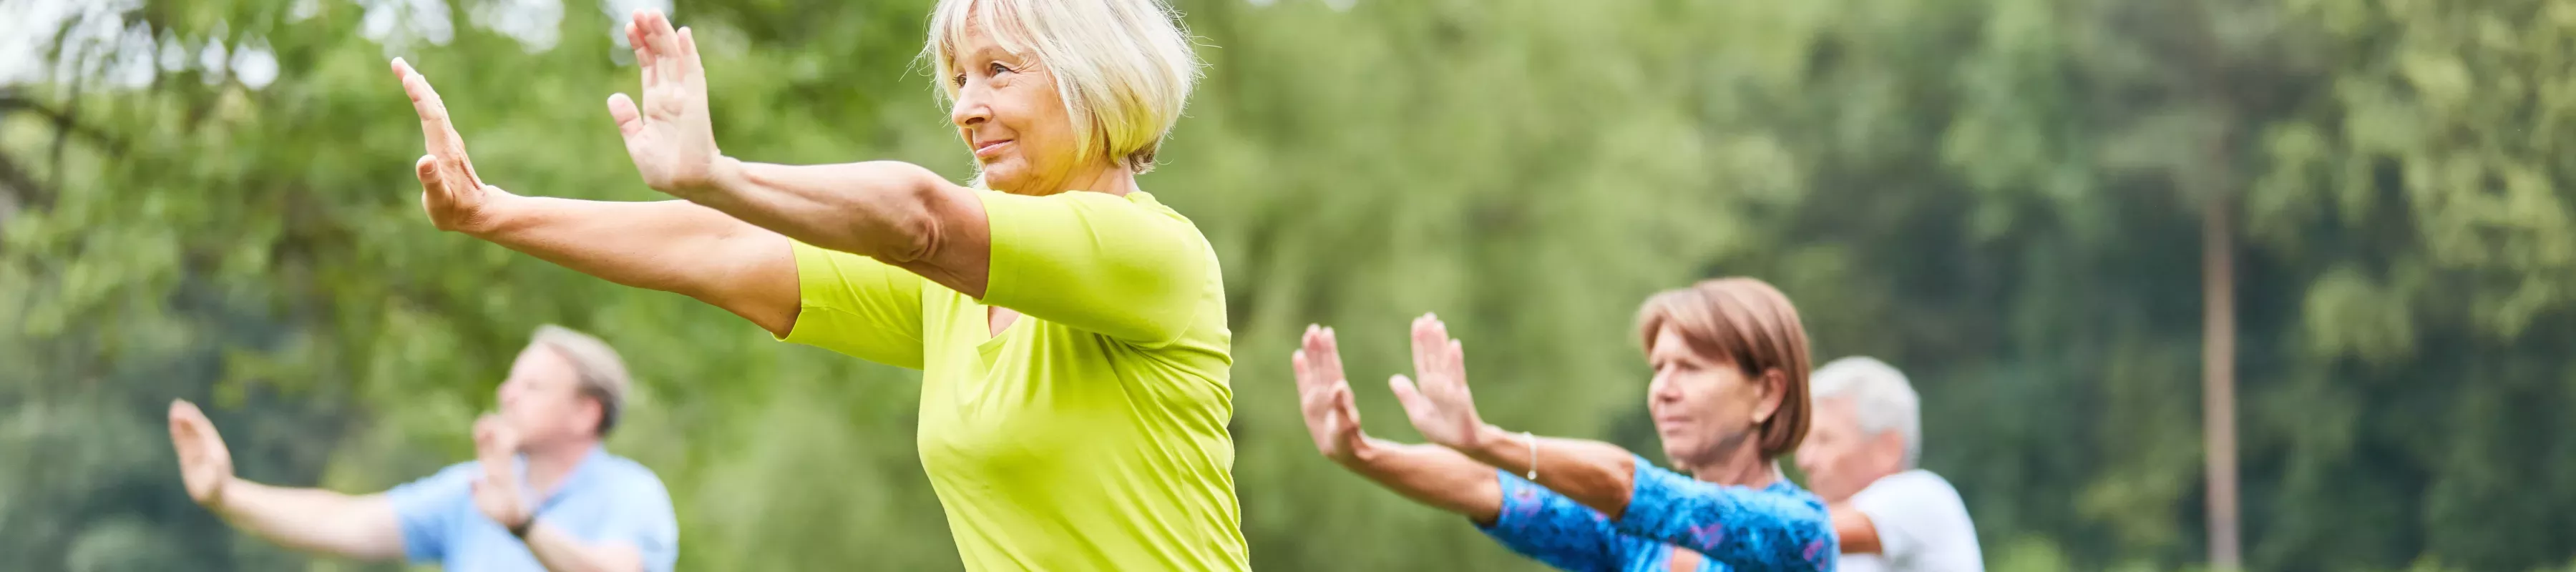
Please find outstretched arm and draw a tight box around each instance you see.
[1379,315,1644,518]
[1299,326,1644,570]
[1386,316,1835,571]
[1293,325,1502,521]
[605,11,991,297]
[393,57,798,336]
[170,400,405,561]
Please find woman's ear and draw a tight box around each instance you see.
[1751,368,1787,424]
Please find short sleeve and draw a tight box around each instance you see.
[1851,474,1928,558]
[384,463,477,564]
[1851,470,1979,568]
[590,475,682,572]
[1611,457,1837,572]
[1474,469,1634,572]
[979,190,1210,346]
[779,240,927,369]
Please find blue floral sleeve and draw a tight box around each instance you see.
[1611,456,1838,571]
[1475,469,1646,572]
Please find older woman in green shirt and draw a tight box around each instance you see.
[389,1,1242,570]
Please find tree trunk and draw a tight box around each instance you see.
[2202,185,2242,571]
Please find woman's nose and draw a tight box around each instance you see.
[950,85,991,128]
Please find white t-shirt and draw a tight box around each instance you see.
[1840,469,1984,572]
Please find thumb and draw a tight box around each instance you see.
[415,154,444,189]
[607,93,645,138]
[1332,385,1364,433]
[1388,374,1431,415]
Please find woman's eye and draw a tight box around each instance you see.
[989,62,1012,76]
[951,74,966,87]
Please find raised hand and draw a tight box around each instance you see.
[469,415,532,531]
[607,9,723,196]
[394,58,517,234]
[1293,325,1371,465]
[167,400,235,508]
[1387,314,1483,450]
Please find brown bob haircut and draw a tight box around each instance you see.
[1633,277,1814,460]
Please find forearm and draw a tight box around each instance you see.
[212,478,402,560]
[682,158,957,266]
[1337,438,1506,523]
[469,194,796,334]
[1455,425,1640,520]
[522,522,644,572]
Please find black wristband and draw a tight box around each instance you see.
[509,516,535,539]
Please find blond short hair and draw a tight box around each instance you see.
[925,0,1204,174]
[529,325,632,436]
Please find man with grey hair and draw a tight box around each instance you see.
[167,325,678,571]
[1795,356,1984,571]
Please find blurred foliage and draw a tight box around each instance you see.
[4,0,2575,571]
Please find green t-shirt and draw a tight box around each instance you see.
[779,189,1246,571]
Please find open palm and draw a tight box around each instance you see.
[1388,315,1483,449]
[393,58,514,233]
[1293,325,1370,464]
[167,400,234,508]
[608,9,722,194]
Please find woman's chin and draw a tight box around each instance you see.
[1658,441,1699,465]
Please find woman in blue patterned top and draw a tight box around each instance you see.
[1292,278,1836,571]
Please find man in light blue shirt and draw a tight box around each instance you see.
[170,325,678,571]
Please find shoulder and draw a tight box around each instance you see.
[591,454,675,497]
[413,460,484,488]
[1851,470,1973,524]
[1856,470,1963,503]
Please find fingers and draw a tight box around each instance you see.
[1423,315,1455,379]
[167,400,197,447]
[168,400,214,440]
[394,59,452,147]
[394,59,481,187]
[628,19,658,89]
[1291,347,1309,385]
[169,399,201,425]
[1292,349,1324,415]
[678,26,704,79]
[1446,339,1467,384]
[638,10,686,85]
[1411,314,1445,381]
[627,18,653,74]
[1388,374,1428,415]
[1315,326,1344,380]
[607,93,644,137]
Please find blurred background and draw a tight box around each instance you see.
[3,0,2572,570]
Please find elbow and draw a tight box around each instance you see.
[870,164,953,264]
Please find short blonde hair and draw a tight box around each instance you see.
[925,0,1204,174]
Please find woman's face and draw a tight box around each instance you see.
[947,24,1093,194]
[1645,325,1782,468]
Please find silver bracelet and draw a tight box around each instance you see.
[1523,430,1538,480]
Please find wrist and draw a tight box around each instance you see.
[508,514,535,539]
[457,192,524,238]
[1335,438,1383,470]
[1465,425,1518,463]
[204,475,240,511]
[679,155,746,200]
